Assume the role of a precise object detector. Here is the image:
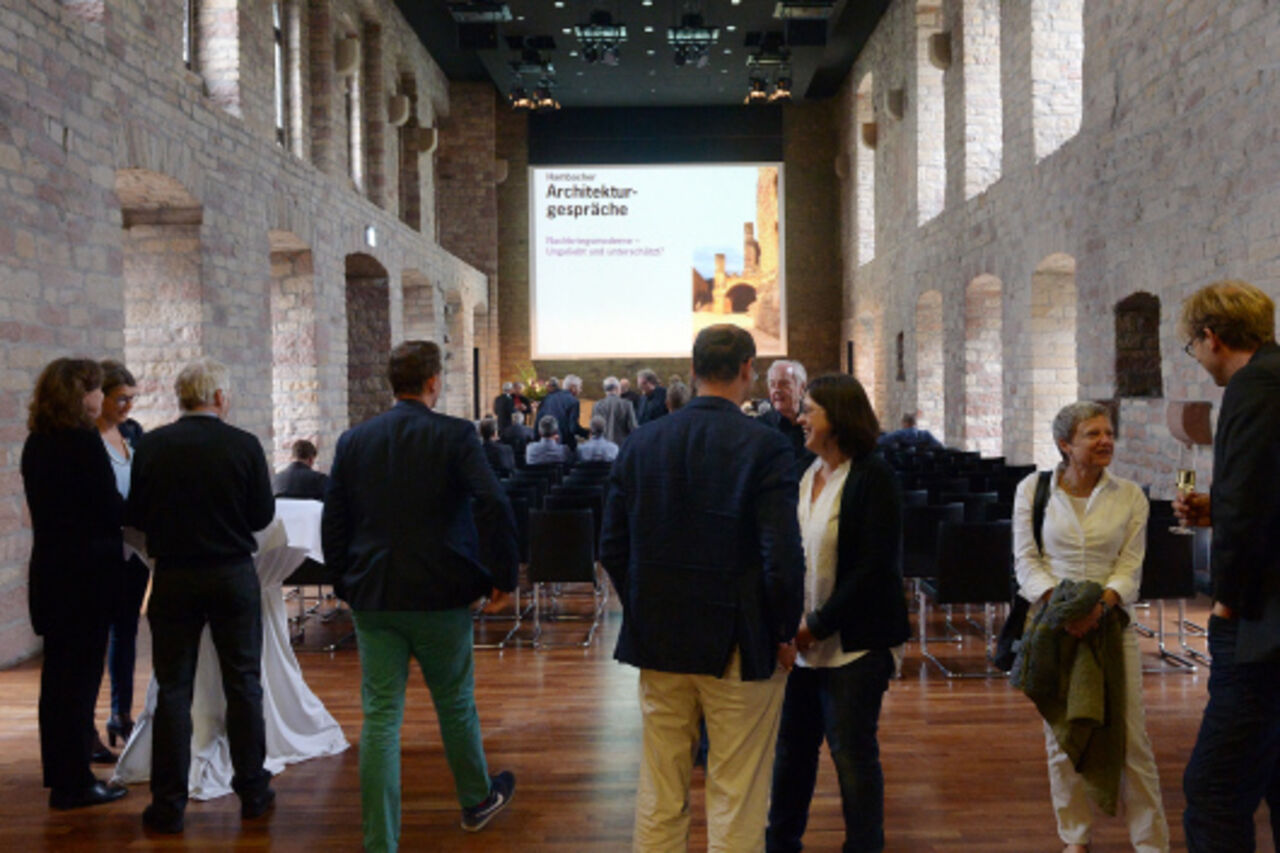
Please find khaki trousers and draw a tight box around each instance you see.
[634,650,787,853]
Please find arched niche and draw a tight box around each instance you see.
[964,274,1003,455]
[345,252,390,426]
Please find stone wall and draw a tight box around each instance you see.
[0,0,490,666]
[841,0,1280,487]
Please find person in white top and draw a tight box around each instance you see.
[1013,401,1170,853]
[766,374,910,853]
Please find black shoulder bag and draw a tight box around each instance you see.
[991,470,1052,671]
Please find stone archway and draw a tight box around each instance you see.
[964,274,1003,455]
[726,283,758,313]
[1028,253,1078,466]
[915,289,945,442]
[345,252,390,426]
[269,229,319,467]
[116,168,203,429]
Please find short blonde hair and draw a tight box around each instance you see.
[1179,280,1276,351]
[175,358,229,411]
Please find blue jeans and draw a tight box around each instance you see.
[1183,615,1280,852]
[353,609,491,853]
[767,650,894,853]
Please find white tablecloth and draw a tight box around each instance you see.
[112,518,349,800]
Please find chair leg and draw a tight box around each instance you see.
[1176,599,1211,665]
[1152,600,1196,670]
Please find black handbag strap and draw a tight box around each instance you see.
[1032,470,1052,556]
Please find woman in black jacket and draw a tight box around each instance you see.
[766,374,909,853]
[21,358,127,809]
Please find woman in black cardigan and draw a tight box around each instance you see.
[21,358,127,809]
[766,374,909,853]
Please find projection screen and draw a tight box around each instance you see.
[529,163,785,359]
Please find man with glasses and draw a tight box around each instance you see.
[1175,279,1280,851]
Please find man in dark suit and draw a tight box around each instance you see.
[601,324,804,851]
[1175,280,1280,851]
[500,411,534,468]
[127,358,276,834]
[272,439,328,499]
[760,358,815,477]
[538,374,589,452]
[636,369,668,424]
[492,383,517,431]
[322,341,518,849]
[478,416,515,478]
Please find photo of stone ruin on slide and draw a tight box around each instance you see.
[691,166,783,355]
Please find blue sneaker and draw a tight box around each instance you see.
[460,771,515,832]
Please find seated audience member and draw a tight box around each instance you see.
[592,376,638,446]
[666,380,691,413]
[576,416,619,463]
[526,415,572,466]
[876,413,943,450]
[500,411,535,467]
[479,416,515,477]
[273,439,328,499]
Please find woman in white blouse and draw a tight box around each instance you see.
[766,374,909,853]
[1013,401,1170,853]
[95,360,148,751]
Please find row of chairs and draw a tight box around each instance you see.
[474,461,614,649]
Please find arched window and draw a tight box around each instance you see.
[1031,0,1083,159]
[1114,292,1162,398]
[962,0,1001,197]
[855,74,876,264]
[915,290,945,441]
[964,275,1003,455]
[915,3,945,224]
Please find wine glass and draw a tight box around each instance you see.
[1170,442,1196,535]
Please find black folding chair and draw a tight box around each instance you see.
[902,503,965,642]
[939,491,998,523]
[527,508,605,649]
[1138,524,1201,671]
[918,521,1012,678]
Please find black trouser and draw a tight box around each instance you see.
[40,619,110,792]
[106,554,151,718]
[147,559,270,815]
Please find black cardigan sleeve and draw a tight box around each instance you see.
[806,454,906,648]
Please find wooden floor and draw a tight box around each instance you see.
[0,592,1273,852]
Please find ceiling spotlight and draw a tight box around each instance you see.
[533,79,561,110]
[575,10,627,65]
[744,77,769,104]
[768,76,792,101]
[668,13,719,69]
[508,85,535,110]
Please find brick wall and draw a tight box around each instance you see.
[0,0,488,665]
[841,0,1280,490]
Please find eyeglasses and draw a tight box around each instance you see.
[1182,338,1197,357]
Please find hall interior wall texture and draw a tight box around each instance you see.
[839,0,1280,484]
[0,0,493,666]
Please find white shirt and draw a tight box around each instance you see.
[1013,467,1148,608]
[796,458,867,669]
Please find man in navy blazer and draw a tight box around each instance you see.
[601,324,804,851]
[322,341,518,848]
[537,374,589,452]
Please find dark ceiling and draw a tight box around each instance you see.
[393,1,892,109]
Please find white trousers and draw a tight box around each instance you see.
[1043,627,1170,852]
[634,650,787,853]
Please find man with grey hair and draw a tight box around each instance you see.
[636,369,668,424]
[127,358,276,833]
[576,416,619,462]
[526,415,571,466]
[761,359,814,475]
[591,375,638,446]
[492,381,518,431]
[538,373,588,452]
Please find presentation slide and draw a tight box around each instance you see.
[529,163,785,359]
